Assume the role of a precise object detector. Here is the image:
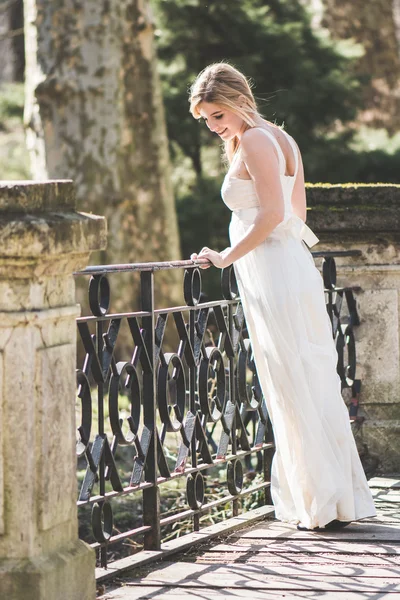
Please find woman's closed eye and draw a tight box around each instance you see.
[202,114,224,123]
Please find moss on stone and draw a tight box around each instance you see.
[0,181,76,213]
[306,183,400,188]
[304,184,400,238]
[306,183,400,214]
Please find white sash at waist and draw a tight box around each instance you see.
[232,208,319,249]
[300,221,319,248]
[273,215,320,248]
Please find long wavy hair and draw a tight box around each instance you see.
[189,62,261,161]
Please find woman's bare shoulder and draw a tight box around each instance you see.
[240,127,276,155]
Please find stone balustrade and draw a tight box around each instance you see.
[0,181,106,600]
[307,183,400,472]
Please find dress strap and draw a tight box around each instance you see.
[257,127,299,179]
[256,128,286,175]
[282,130,299,179]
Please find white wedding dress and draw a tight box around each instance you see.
[221,127,376,528]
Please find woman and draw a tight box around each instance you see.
[189,62,375,531]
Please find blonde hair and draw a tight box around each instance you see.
[189,62,261,161]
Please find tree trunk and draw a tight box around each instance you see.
[24,0,182,318]
[302,0,400,134]
[0,2,14,82]
[10,0,24,81]
[189,144,202,179]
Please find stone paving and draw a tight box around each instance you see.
[99,477,400,599]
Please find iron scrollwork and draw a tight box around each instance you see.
[75,251,361,568]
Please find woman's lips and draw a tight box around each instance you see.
[217,128,227,136]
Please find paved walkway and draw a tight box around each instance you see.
[99,477,400,599]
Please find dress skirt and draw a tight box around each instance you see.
[229,208,376,528]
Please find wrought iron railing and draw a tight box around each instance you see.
[75,250,361,568]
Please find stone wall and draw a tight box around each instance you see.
[307,183,400,473]
[0,181,106,599]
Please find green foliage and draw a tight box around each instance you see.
[0,82,24,126]
[154,0,362,178]
[0,82,30,180]
[304,140,400,184]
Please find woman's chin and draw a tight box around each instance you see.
[221,130,236,141]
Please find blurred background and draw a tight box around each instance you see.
[1,0,400,300]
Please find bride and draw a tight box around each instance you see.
[189,62,376,530]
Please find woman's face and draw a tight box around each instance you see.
[198,101,246,140]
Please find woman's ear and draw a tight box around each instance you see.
[238,94,247,108]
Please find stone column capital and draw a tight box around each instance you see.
[0,180,107,278]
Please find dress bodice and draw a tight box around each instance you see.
[221,127,298,216]
[221,127,319,249]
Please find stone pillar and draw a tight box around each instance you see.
[307,184,400,472]
[0,181,106,599]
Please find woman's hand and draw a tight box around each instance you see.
[190,246,232,269]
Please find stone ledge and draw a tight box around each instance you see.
[0,211,106,259]
[0,180,76,213]
[306,184,400,241]
[306,183,400,208]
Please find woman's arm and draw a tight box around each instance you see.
[195,128,285,268]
